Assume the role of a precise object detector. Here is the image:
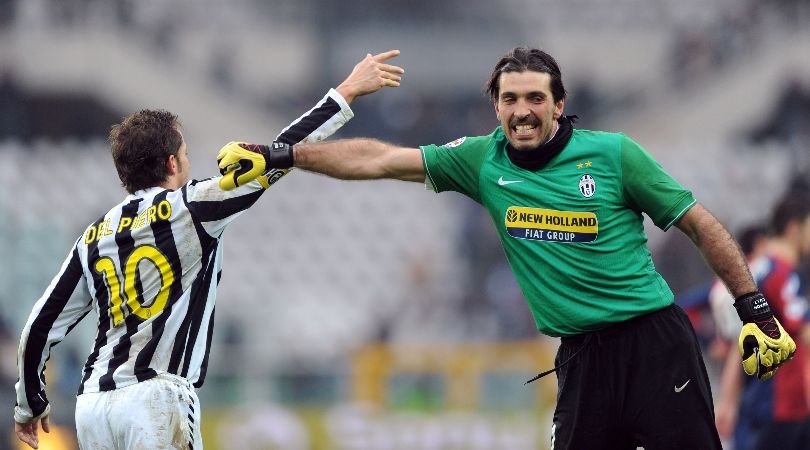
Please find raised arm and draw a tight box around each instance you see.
[217,50,405,190]
[293,138,425,182]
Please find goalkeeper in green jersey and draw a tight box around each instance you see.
[217,47,795,449]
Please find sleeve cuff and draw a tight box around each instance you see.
[14,404,50,424]
[661,198,697,231]
[420,146,439,192]
[327,88,355,122]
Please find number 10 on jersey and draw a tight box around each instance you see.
[93,245,175,327]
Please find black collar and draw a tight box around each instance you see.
[506,115,578,171]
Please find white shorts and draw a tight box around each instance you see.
[75,373,202,450]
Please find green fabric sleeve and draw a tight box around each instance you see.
[621,134,696,230]
[420,135,489,203]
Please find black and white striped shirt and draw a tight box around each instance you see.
[15,89,352,422]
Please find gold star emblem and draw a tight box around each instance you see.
[585,161,593,167]
[576,163,584,169]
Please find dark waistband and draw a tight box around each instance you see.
[560,304,675,346]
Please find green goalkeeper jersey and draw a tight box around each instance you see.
[421,126,696,336]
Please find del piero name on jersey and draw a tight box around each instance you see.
[504,206,598,243]
[84,200,173,244]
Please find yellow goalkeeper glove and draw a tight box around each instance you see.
[734,292,796,380]
[217,141,293,190]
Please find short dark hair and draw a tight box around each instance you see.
[484,47,567,104]
[109,109,183,193]
[770,193,810,236]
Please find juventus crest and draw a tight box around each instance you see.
[579,174,596,198]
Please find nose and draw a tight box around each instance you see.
[514,100,532,119]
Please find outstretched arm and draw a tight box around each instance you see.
[218,138,426,187]
[293,139,426,182]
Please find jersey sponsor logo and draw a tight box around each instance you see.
[504,206,598,243]
[497,176,523,186]
[579,174,596,198]
[442,137,466,148]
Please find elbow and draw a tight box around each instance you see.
[675,204,711,244]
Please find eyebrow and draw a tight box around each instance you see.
[500,90,547,99]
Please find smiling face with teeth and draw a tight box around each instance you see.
[495,70,565,151]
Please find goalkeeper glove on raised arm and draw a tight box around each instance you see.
[734,292,796,380]
[217,141,294,190]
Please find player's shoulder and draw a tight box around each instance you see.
[433,127,502,152]
[568,128,633,161]
[572,128,629,145]
[182,177,218,195]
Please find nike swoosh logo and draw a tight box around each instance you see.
[497,176,523,186]
[674,379,691,392]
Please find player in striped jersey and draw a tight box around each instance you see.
[14,50,404,450]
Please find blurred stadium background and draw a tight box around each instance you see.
[0,0,809,448]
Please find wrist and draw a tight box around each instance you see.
[335,84,357,104]
[734,292,772,323]
[14,403,50,424]
[264,141,294,169]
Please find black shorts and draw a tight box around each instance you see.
[550,304,722,450]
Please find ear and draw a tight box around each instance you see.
[494,101,501,120]
[166,154,178,176]
[553,99,565,120]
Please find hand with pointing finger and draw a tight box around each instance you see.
[336,50,404,103]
